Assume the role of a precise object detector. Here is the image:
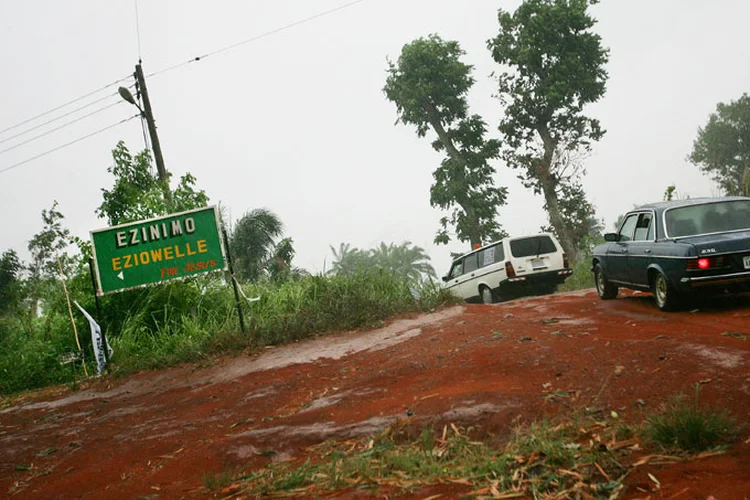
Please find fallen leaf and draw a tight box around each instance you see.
[721,332,747,340]
[647,472,661,488]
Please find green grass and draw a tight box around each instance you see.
[0,271,458,394]
[213,393,743,498]
[643,386,740,453]
[558,258,595,292]
[224,418,629,498]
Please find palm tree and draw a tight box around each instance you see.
[329,241,436,281]
[328,243,370,276]
[370,241,436,281]
[229,208,284,282]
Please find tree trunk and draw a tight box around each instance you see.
[537,126,579,264]
[424,102,482,248]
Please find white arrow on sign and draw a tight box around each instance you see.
[117,271,124,280]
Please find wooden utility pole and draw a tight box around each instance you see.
[134,63,173,209]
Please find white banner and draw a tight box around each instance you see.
[74,301,112,375]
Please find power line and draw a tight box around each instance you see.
[0,115,139,176]
[0,92,120,145]
[148,0,367,78]
[0,100,125,155]
[0,74,132,136]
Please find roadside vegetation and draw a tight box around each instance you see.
[0,142,452,396]
[213,388,740,498]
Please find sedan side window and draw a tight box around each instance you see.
[633,213,654,241]
[618,214,639,242]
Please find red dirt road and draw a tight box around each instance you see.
[1,290,749,499]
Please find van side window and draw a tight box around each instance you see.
[463,253,478,274]
[478,243,505,268]
[449,261,463,278]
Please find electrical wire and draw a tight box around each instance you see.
[0,114,139,175]
[0,100,126,155]
[147,0,367,78]
[0,91,121,146]
[0,74,133,136]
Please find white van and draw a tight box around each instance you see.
[442,233,573,304]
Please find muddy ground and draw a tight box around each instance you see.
[1,289,749,499]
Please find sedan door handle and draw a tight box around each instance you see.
[621,248,628,253]
[644,249,651,254]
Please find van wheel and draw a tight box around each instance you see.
[653,272,680,311]
[594,264,618,300]
[480,286,494,305]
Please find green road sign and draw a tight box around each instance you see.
[91,206,226,295]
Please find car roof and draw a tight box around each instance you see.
[634,196,750,212]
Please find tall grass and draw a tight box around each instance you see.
[643,386,740,452]
[558,258,595,292]
[0,271,456,393]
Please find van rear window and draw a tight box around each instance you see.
[510,236,556,257]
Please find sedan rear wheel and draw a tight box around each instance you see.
[594,264,618,300]
[653,272,680,311]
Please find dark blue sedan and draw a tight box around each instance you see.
[592,197,750,310]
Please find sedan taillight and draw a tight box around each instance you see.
[686,256,725,270]
[505,261,516,278]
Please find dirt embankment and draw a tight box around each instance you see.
[1,290,749,498]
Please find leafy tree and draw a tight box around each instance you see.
[488,0,609,262]
[28,201,75,280]
[0,250,22,312]
[689,93,750,196]
[98,141,209,225]
[384,35,508,248]
[230,208,297,282]
[267,237,308,283]
[542,181,601,255]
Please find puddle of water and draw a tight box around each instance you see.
[203,307,464,384]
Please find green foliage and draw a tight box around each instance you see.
[689,93,750,196]
[229,208,294,283]
[643,387,740,453]
[97,141,209,226]
[27,201,75,279]
[557,257,596,292]
[384,35,507,247]
[489,0,608,261]
[0,250,22,312]
[329,241,436,281]
[542,181,603,260]
[228,418,627,498]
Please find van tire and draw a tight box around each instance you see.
[480,286,494,305]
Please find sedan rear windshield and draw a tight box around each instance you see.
[510,236,556,257]
[665,200,750,238]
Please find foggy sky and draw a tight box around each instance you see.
[1,0,748,277]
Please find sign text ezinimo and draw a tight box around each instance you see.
[91,206,226,294]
